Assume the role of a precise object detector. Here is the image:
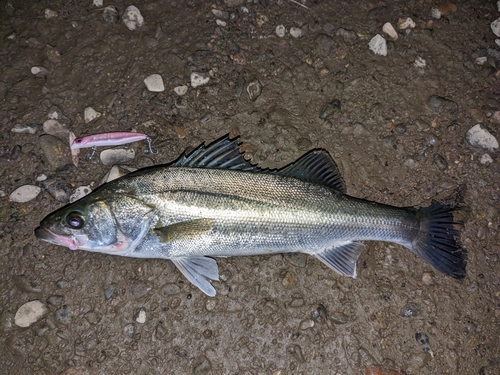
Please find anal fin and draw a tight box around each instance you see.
[313,242,365,278]
[171,256,219,297]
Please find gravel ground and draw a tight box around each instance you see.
[1,1,499,374]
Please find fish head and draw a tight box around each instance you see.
[35,191,154,255]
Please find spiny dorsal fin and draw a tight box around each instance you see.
[276,150,346,193]
[171,136,258,171]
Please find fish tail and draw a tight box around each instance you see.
[410,201,467,279]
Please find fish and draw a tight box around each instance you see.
[35,135,467,296]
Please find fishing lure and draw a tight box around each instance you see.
[71,132,157,159]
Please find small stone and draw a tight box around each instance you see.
[124,323,135,338]
[330,312,349,324]
[369,34,387,56]
[84,311,101,325]
[135,308,146,324]
[281,271,297,289]
[174,85,188,96]
[246,80,262,101]
[398,17,416,30]
[93,0,103,6]
[44,8,58,19]
[69,186,92,203]
[129,283,152,299]
[300,319,315,330]
[382,22,398,40]
[401,302,421,317]
[173,126,186,139]
[42,178,72,202]
[415,332,434,357]
[9,185,42,203]
[190,72,210,88]
[47,295,63,306]
[335,28,358,44]
[434,154,448,171]
[395,124,406,134]
[466,124,499,152]
[205,299,217,311]
[31,66,49,77]
[216,19,226,27]
[290,27,302,38]
[275,24,286,37]
[480,154,493,164]
[43,119,68,136]
[422,272,433,285]
[287,344,305,363]
[46,44,61,64]
[84,107,101,123]
[212,9,229,19]
[100,149,135,166]
[161,283,181,296]
[144,74,165,92]
[55,305,72,325]
[103,6,119,23]
[123,6,143,30]
[36,174,47,182]
[11,124,38,134]
[430,7,442,19]
[491,18,500,37]
[15,301,48,327]
[193,356,212,375]
[319,99,341,119]
[426,95,458,113]
[475,56,487,65]
[104,283,116,299]
[414,56,426,68]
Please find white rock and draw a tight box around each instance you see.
[31,66,48,77]
[15,301,48,327]
[9,185,42,203]
[101,165,137,184]
[135,309,146,324]
[414,56,426,68]
[290,27,302,38]
[216,19,227,27]
[174,85,188,96]
[431,7,441,19]
[398,17,416,30]
[0,190,5,197]
[382,22,398,40]
[11,124,37,134]
[100,149,135,166]
[496,39,500,47]
[369,34,387,56]
[44,8,58,19]
[93,0,103,6]
[70,186,92,203]
[275,24,286,37]
[144,74,165,92]
[43,119,68,135]
[190,72,210,88]
[466,124,499,152]
[492,17,500,37]
[36,174,47,182]
[475,56,487,65]
[84,107,101,123]
[123,5,144,31]
[480,154,493,165]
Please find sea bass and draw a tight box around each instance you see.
[35,135,467,296]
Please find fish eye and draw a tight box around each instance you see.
[65,212,85,229]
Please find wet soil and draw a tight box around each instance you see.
[1,1,499,374]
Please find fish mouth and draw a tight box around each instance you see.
[35,227,81,250]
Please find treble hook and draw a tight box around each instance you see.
[144,136,158,154]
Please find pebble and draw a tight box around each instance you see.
[382,22,398,40]
[415,332,434,357]
[40,134,72,170]
[281,271,297,289]
[212,9,229,19]
[84,311,101,325]
[493,18,500,37]
[104,283,116,299]
[55,305,72,325]
[42,178,72,202]
[398,17,416,30]
[100,149,135,166]
[36,174,47,182]
[47,295,63,306]
[246,80,262,101]
[174,85,188,96]
[14,300,48,327]
[191,72,210,88]
[431,1,457,19]
[124,323,135,338]
[48,106,68,121]
[288,344,305,363]
[401,302,421,317]
[144,74,165,92]
[123,5,144,31]
[466,124,499,151]
[216,19,226,27]
[193,356,212,375]
[43,119,68,135]
[275,24,286,37]
[11,124,38,134]
[480,154,493,164]
[84,107,101,123]
[135,308,146,324]
[434,154,448,171]
[319,99,341,119]
[44,8,58,19]
[369,34,387,56]
[414,56,426,68]
[161,283,180,296]
[475,56,487,65]
[10,145,21,160]
[290,27,302,38]
[173,126,187,139]
[9,185,41,203]
[300,319,315,330]
[93,0,103,6]
[330,312,349,324]
[426,95,458,113]
[103,6,119,23]
[69,186,92,203]
[31,66,49,77]
[335,28,358,44]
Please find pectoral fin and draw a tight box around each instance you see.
[153,219,215,243]
[171,256,219,297]
[313,242,365,278]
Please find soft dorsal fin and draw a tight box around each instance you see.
[276,150,346,193]
[171,136,258,171]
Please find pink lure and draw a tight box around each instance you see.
[71,132,148,150]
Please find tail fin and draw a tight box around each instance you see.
[411,201,467,279]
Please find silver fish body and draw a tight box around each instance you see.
[35,136,466,296]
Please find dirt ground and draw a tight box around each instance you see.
[1,1,499,374]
